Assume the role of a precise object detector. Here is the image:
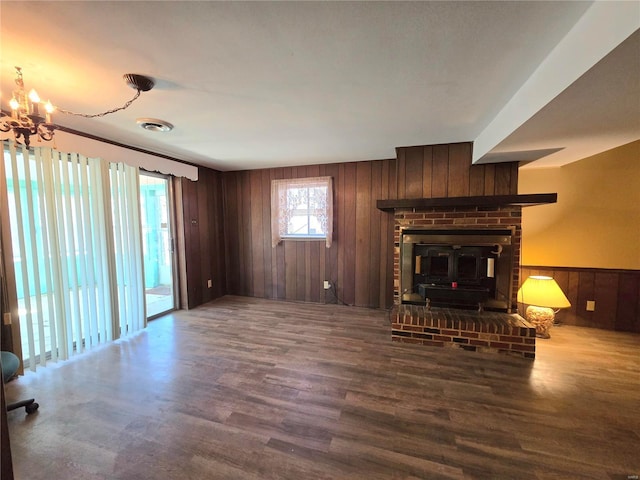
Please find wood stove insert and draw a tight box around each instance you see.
[401,228,515,311]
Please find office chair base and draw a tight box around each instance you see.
[7,398,38,414]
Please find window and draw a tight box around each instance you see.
[271,176,333,247]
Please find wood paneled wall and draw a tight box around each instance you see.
[176,142,521,310]
[396,143,519,198]
[211,142,520,310]
[222,161,397,308]
[176,167,227,309]
[520,266,640,333]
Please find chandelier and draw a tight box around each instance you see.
[1,66,155,148]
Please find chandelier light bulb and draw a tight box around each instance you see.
[9,97,19,110]
[44,100,55,123]
[28,89,40,103]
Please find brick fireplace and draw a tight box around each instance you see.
[388,204,537,359]
[376,142,557,359]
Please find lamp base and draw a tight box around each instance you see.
[525,305,555,339]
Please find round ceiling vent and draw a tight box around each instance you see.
[136,118,173,132]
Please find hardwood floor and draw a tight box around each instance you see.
[5,296,640,479]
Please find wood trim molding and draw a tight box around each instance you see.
[376,193,557,211]
[522,265,640,275]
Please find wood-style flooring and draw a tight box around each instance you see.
[5,296,640,479]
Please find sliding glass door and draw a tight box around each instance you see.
[139,173,176,318]
[3,143,146,370]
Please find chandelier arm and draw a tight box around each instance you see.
[55,89,142,118]
[0,113,12,132]
[36,123,55,141]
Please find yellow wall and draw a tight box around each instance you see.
[518,140,640,269]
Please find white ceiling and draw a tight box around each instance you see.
[1,1,639,171]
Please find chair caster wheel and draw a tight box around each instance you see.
[25,402,39,414]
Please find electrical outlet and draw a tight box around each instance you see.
[586,300,595,312]
[207,279,212,288]
[323,280,331,290]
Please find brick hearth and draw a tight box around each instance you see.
[391,304,536,359]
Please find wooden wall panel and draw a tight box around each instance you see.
[178,167,227,309]
[181,177,201,308]
[594,272,619,330]
[421,146,433,199]
[469,164,485,196]
[368,160,383,308]
[203,168,226,302]
[396,148,406,200]
[322,163,340,303]
[224,173,240,296]
[296,241,305,300]
[404,147,423,199]
[218,159,396,309]
[342,163,358,306]
[431,145,449,198]
[335,163,345,303]
[239,171,253,296]
[261,169,274,299]
[196,175,210,298]
[520,266,640,333]
[393,142,516,200]
[447,142,471,197]
[355,162,372,306]
[577,271,596,328]
[284,240,297,301]
[565,270,581,325]
[494,163,515,195]
[617,274,640,332]
[249,171,265,298]
[484,164,496,195]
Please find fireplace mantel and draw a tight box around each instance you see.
[376,193,557,212]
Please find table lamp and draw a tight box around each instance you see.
[517,276,571,338]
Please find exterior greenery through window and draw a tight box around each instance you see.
[271,176,333,248]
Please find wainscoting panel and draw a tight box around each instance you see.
[520,266,640,333]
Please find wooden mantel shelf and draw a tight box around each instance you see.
[376,193,557,212]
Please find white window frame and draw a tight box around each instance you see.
[271,176,333,248]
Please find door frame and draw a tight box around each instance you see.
[140,170,178,320]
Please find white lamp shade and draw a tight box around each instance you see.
[517,276,571,309]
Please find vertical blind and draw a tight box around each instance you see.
[2,141,146,370]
